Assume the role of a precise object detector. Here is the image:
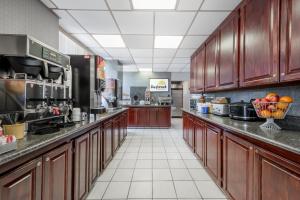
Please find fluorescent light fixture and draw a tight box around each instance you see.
[132,0,177,9]
[155,36,183,49]
[139,68,152,72]
[92,35,125,48]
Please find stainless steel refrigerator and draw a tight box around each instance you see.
[171,81,183,118]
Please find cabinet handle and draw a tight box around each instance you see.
[37,161,42,167]
[249,146,253,150]
[273,74,277,77]
[46,157,50,162]
[281,73,285,76]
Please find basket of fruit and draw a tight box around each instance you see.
[252,93,293,130]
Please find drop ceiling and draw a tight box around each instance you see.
[41,0,241,72]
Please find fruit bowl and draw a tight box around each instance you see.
[252,102,292,130]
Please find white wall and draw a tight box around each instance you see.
[171,72,190,81]
[59,32,91,55]
[0,0,59,48]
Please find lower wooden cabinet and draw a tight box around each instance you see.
[43,143,72,200]
[113,117,120,154]
[157,107,171,127]
[89,128,101,187]
[183,113,189,142]
[103,120,113,168]
[206,125,222,185]
[74,134,90,200]
[223,131,254,200]
[254,147,300,200]
[187,116,194,150]
[0,157,43,200]
[194,119,205,163]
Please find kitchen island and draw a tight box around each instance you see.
[125,105,171,128]
[182,108,300,200]
[0,108,128,200]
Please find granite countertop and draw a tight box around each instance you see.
[182,108,300,155]
[124,104,171,107]
[0,108,128,167]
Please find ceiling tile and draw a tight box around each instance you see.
[153,57,172,64]
[155,12,195,35]
[105,48,131,57]
[182,67,190,72]
[153,64,169,69]
[72,34,99,47]
[53,10,86,34]
[113,11,154,34]
[180,35,208,48]
[168,68,182,72]
[188,11,229,35]
[137,64,153,68]
[177,0,203,11]
[89,47,111,58]
[51,0,108,9]
[176,49,196,57]
[201,0,241,10]
[123,35,153,49]
[134,58,153,64]
[172,57,190,64]
[69,11,119,34]
[107,0,131,10]
[130,49,153,57]
[41,0,56,8]
[154,49,176,58]
[119,58,135,65]
[169,63,186,68]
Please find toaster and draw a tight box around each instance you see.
[229,101,259,121]
[211,103,229,116]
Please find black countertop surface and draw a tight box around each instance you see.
[0,108,128,167]
[182,108,300,155]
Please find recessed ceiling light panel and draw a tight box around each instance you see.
[132,0,177,10]
[92,35,126,47]
[155,36,183,48]
[139,68,152,72]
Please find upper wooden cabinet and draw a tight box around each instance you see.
[195,47,205,92]
[190,55,197,92]
[239,0,280,87]
[205,35,219,91]
[280,0,300,82]
[218,12,239,90]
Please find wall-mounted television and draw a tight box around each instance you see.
[149,79,169,92]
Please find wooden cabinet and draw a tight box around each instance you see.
[113,117,120,154]
[190,55,197,92]
[239,0,280,87]
[149,108,158,127]
[187,116,194,150]
[205,35,219,91]
[137,108,149,127]
[206,125,222,185]
[218,12,239,90]
[74,134,90,200]
[254,147,300,200]
[183,113,189,142]
[157,107,171,127]
[103,120,113,168]
[280,0,300,82]
[196,47,205,92]
[0,157,42,200]
[223,132,254,200]
[89,128,101,187]
[43,143,72,200]
[194,118,205,163]
[128,108,137,127]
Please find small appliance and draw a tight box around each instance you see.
[229,101,259,121]
[211,103,229,116]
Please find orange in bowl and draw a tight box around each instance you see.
[272,110,285,119]
[279,96,294,103]
[260,110,272,118]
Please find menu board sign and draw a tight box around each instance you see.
[149,79,169,92]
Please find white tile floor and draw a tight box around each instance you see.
[87,118,228,200]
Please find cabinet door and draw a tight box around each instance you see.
[223,132,254,200]
[240,0,280,87]
[74,134,90,200]
[89,128,100,187]
[194,119,205,163]
[128,108,137,127]
[183,113,189,142]
[218,12,239,90]
[206,125,222,185]
[137,108,149,127]
[113,118,120,154]
[254,147,300,200]
[205,35,219,91]
[43,143,72,200]
[149,108,157,127]
[119,116,124,143]
[196,48,205,92]
[190,55,197,92]
[0,157,42,200]
[280,0,300,82]
[158,107,171,127]
[103,121,113,168]
[187,116,194,151]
